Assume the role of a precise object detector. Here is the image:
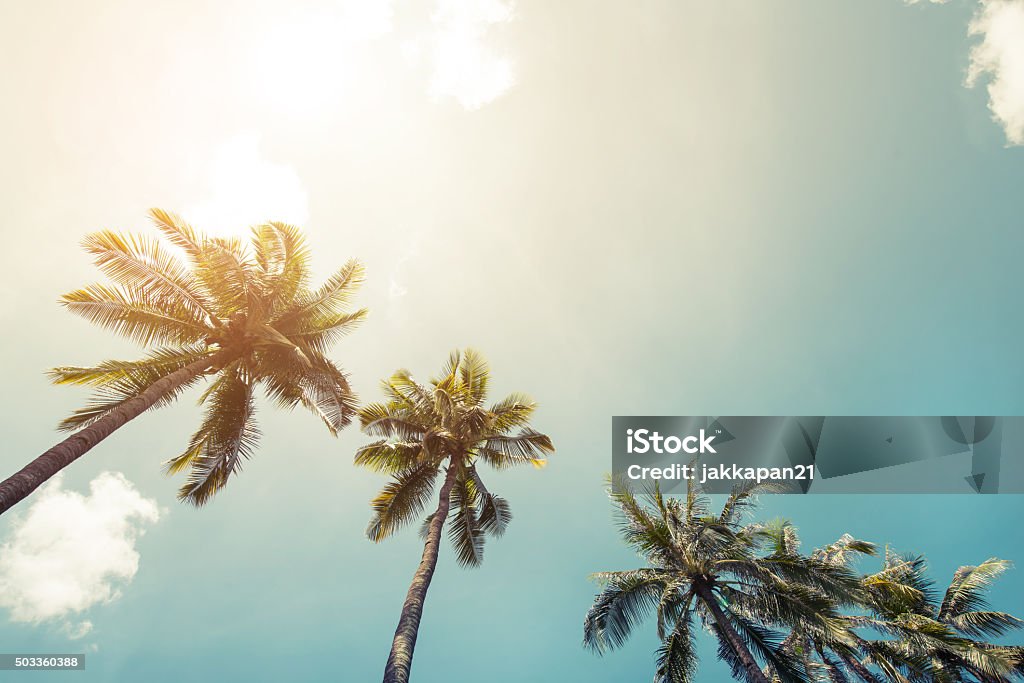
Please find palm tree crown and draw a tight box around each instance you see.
[356,348,554,561]
[584,478,863,683]
[863,552,1024,682]
[50,208,366,504]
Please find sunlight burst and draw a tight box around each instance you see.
[183,131,309,237]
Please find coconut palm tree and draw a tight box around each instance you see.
[583,478,863,683]
[868,555,1024,682]
[760,531,933,683]
[355,349,554,683]
[782,535,1024,683]
[0,209,366,513]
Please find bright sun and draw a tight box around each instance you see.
[182,131,309,238]
[181,0,517,238]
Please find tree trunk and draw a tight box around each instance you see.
[383,463,459,683]
[0,353,222,515]
[693,582,771,683]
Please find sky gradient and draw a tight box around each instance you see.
[1,1,1023,681]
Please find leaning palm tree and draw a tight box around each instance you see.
[801,542,1024,682]
[761,531,935,683]
[0,209,366,513]
[355,349,554,683]
[583,477,863,683]
[869,555,1024,682]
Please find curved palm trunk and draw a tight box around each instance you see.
[383,464,459,683]
[693,582,771,683]
[0,353,221,515]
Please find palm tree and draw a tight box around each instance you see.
[355,349,554,683]
[0,209,366,513]
[583,478,863,683]
[790,537,1024,683]
[761,532,929,683]
[867,555,1024,682]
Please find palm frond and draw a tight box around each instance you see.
[655,608,698,683]
[949,610,1023,638]
[939,559,1011,621]
[458,348,489,406]
[148,208,203,258]
[476,429,554,469]
[171,367,260,506]
[584,569,667,652]
[284,308,368,355]
[251,222,310,311]
[354,440,424,473]
[366,464,440,542]
[719,479,783,527]
[358,402,428,440]
[51,345,212,431]
[488,392,537,433]
[82,229,218,325]
[287,259,365,320]
[469,468,512,538]
[448,472,485,567]
[193,237,255,318]
[715,609,807,683]
[60,284,209,345]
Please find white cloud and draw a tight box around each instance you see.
[184,131,310,235]
[426,0,516,109]
[904,0,949,5]
[0,473,160,636]
[967,0,1024,145]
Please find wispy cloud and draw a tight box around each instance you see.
[184,130,310,234]
[404,0,516,110]
[0,473,160,638]
[967,0,1024,145]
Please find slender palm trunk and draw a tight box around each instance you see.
[693,582,771,683]
[383,464,459,683]
[0,353,222,515]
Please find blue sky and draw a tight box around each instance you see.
[1,1,1023,681]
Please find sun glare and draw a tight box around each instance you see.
[183,131,309,238]
[245,3,394,117]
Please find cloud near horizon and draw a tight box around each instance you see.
[0,473,160,638]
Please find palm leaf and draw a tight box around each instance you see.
[82,229,218,325]
[61,283,209,345]
[51,345,212,431]
[584,569,667,652]
[171,367,260,506]
[366,464,440,542]
[448,472,485,567]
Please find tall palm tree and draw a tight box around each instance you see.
[355,349,554,683]
[0,209,366,513]
[583,478,863,683]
